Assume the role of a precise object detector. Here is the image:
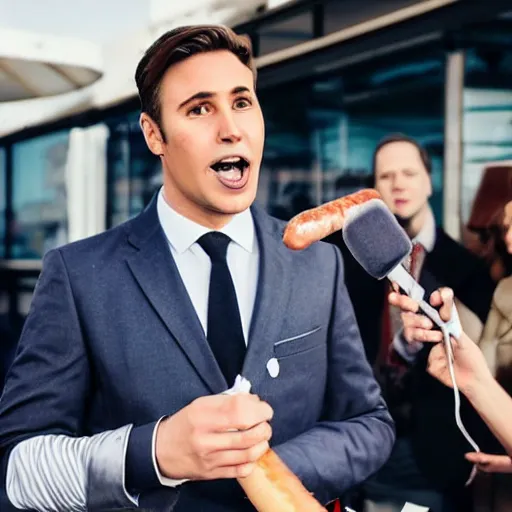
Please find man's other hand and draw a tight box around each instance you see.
[155,393,273,481]
[389,287,454,344]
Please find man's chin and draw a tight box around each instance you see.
[208,197,254,216]
[394,213,412,228]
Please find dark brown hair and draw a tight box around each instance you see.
[370,133,432,186]
[135,25,255,140]
[467,164,512,232]
[466,164,512,278]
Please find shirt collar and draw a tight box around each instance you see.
[413,205,436,253]
[157,188,255,254]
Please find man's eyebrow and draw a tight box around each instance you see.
[178,86,252,110]
[178,91,215,110]
[232,86,250,95]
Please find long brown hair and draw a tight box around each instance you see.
[466,164,512,280]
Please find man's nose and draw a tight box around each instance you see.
[392,175,406,190]
[217,110,242,144]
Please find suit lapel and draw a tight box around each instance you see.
[242,204,292,389]
[125,198,226,394]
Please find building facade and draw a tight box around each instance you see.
[0,0,511,320]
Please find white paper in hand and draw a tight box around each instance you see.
[222,375,252,395]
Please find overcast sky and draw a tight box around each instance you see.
[0,0,151,43]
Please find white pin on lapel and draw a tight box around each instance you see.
[266,358,280,378]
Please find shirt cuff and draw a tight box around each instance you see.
[125,418,189,493]
[125,420,161,493]
[392,329,423,363]
[152,417,189,488]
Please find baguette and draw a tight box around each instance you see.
[237,449,327,511]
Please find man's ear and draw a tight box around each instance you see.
[140,113,165,156]
[427,174,433,199]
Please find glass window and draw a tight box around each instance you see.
[12,132,69,259]
[0,147,5,258]
[106,111,160,228]
[239,0,430,58]
[461,18,512,224]
[258,45,445,222]
[323,0,427,37]
[256,9,313,56]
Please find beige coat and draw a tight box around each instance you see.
[479,276,512,384]
[473,277,512,512]
[470,193,512,511]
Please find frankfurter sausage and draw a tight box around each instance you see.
[238,449,327,511]
[283,189,381,250]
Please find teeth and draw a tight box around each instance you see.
[219,169,243,181]
[219,157,242,164]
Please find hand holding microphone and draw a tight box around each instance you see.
[390,288,512,476]
[388,287,493,395]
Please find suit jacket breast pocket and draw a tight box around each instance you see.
[273,326,323,358]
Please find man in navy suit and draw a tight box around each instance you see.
[0,25,394,511]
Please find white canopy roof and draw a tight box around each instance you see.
[0,28,103,101]
[0,0,268,136]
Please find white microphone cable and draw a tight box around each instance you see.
[441,323,479,486]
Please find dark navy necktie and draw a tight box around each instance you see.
[197,232,246,385]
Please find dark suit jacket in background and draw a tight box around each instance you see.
[324,227,499,491]
[0,198,394,511]
[0,315,18,389]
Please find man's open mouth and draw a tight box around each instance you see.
[210,156,250,189]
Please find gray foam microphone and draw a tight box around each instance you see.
[342,199,461,338]
[342,198,412,280]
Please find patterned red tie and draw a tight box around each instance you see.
[408,242,425,281]
[380,242,425,366]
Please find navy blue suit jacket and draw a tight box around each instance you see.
[0,198,394,511]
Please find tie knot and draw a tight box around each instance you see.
[197,232,232,262]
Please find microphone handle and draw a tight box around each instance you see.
[417,298,462,340]
[387,264,462,339]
